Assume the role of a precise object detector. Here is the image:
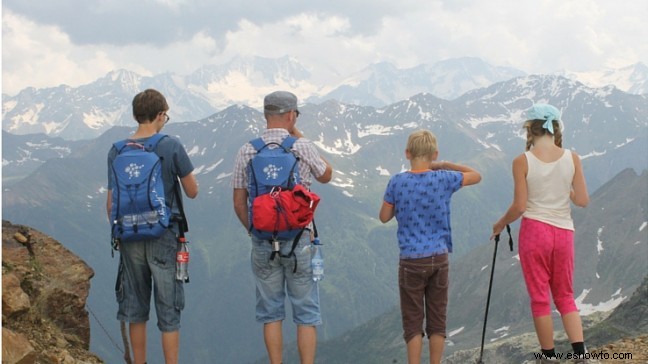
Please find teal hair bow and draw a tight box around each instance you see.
[526,104,561,134]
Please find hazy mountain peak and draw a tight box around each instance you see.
[3,57,647,141]
[554,61,648,94]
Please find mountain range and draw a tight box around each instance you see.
[3,69,647,363]
[2,56,647,141]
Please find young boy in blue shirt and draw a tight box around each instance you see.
[379,129,481,364]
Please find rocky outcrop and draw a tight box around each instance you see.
[445,275,648,363]
[2,220,103,364]
[591,335,648,363]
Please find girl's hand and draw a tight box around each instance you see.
[491,221,505,240]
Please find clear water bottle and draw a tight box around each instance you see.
[123,210,160,226]
[311,238,324,282]
[176,237,190,283]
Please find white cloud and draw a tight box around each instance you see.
[1,9,226,94]
[2,0,647,96]
[1,10,124,93]
[218,13,364,85]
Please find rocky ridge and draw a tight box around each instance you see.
[444,276,648,364]
[589,335,648,364]
[446,330,648,364]
[2,220,103,364]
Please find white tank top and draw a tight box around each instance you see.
[523,149,575,230]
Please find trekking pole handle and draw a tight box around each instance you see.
[505,224,513,252]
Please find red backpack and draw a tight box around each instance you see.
[251,184,320,232]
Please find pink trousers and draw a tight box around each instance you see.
[519,217,578,317]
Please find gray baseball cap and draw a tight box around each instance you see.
[264,91,298,114]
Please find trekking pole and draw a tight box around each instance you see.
[477,225,512,364]
[120,320,132,364]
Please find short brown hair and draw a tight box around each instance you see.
[407,129,438,161]
[132,89,168,124]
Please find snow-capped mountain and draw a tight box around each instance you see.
[3,74,646,363]
[4,75,646,191]
[2,56,315,140]
[183,55,320,112]
[1,69,216,140]
[1,131,83,183]
[307,57,526,106]
[555,62,648,95]
[4,57,646,141]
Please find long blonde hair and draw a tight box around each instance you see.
[524,119,562,151]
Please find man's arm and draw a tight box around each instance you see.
[292,127,332,184]
[315,156,333,184]
[180,173,199,199]
[106,190,112,221]
[233,188,249,230]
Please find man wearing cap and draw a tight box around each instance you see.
[232,91,333,364]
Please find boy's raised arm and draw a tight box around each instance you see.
[431,161,481,186]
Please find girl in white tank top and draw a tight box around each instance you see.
[491,104,592,362]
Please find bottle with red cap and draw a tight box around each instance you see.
[176,237,190,283]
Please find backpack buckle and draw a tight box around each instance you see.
[269,239,281,261]
[270,186,282,197]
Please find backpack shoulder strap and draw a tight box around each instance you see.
[144,133,168,152]
[250,136,297,153]
[250,137,266,152]
[281,136,297,149]
[113,133,168,154]
[113,139,129,153]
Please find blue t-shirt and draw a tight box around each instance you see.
[383,170,463,259]
[107,134,194,215]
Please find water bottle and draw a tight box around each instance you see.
[176,237,190,283]
[311,238,324,282]
[123,211,160,226]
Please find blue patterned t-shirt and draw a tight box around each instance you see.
[383,170,463,259]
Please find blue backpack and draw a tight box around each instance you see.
[110,133,170,242]
[247,136,301,240]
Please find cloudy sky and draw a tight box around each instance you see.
[2,0,647,96]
